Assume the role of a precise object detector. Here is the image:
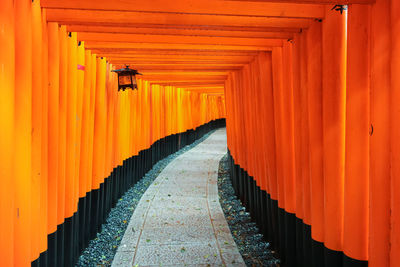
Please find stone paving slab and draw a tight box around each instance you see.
[112,129,245,267]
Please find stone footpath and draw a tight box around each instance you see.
[112,129,245,267]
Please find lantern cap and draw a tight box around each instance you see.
[112,65,142,75]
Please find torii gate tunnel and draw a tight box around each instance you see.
[0,0,399,266]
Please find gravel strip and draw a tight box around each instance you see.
[217,154,280,267]
[76,130,217,267]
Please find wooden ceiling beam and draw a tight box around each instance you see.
[151,81,224,84]
[41,0,325,18]
[77,32,288,47]
[138,70,231,75]
[84,42,278,52]
[90,49,259,56]
[141,74,227,79]
[108,60,250,65]
[98,54,255,61]
[226,0,373,4]
[67,25,297,38]
[46,9,312,29]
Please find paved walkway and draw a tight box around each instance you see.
[112,129,245,267]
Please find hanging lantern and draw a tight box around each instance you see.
[112,65,142,91]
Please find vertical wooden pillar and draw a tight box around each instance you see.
[344,4,370,264]
[92,57,107,190]
[0,0,15,265]
[76,42,85,198]
[391,1,400,266]
[306,20,325,266]
[47,20,60,251]
[370,0,391,266]
[58,25,67,227]
[31,0,43,262]
[41,9,49,257]
[65,31,77,218]
[14,0,33,266]
[322,6,347,266]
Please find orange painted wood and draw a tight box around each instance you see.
[41,8,50,240]
[272,47,285,209]
[76,43,85,198]
[57,25,67,225]
[0,0,15,265]
[84,42,278,53]
[306,20,324,242]
[45,9,312,29]
[291,32,303,221]
[87,53,97,193]
[78,32,288,47]
[80,49,93,195]
[299,30,311,226]
[14,0,33,265]
[391,1,400,266]
[344,4,370,261]
[31,0,43,260]
[41,0,325,18]
[68,25,296,39]
[322,6,347,252]
[47,21,60,236]
[92,57,108,189]
[281,41,296,214]
[65,32,78,217]
[369,0,391,265]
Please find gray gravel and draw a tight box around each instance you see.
[76,130,217,267]
[217,154,280,267]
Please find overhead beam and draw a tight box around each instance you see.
[77,32,287,47]
[46,9,312,29]
[128,65,242,71]
[98,54,255,61]
[140,75,229,81]
[150,82,224,86]
[138,70,231,75]
[67,25,297,38]
[84,42,278,52]
[91,50,259,56]
[226,0,373,4]
[41,0,325,18]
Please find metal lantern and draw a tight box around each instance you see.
[112,65,142,91]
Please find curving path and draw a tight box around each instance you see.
[112,129,245,267]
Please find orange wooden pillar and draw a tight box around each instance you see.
[87,53,97,195]
[79,50,92,201]
[322,6,347,266]
[344,4,370,264]
[259,52,279,246]
[292,32,305,266]
[41,8,50,264]
[75,42,85,200]
[47,21,60,264]
[65,31,78,219]
[369,0,391,266]
[105,64,116,178]
[305,20,325,266]
[57,25,68,234]
[0,0,15,265]
[64,31,78,266]
[14,0,33,266]
[292,33,307,266]
[391,1,400,266]
[92,57,107,189]
[271,47,286,257]
[31,0,43,263]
